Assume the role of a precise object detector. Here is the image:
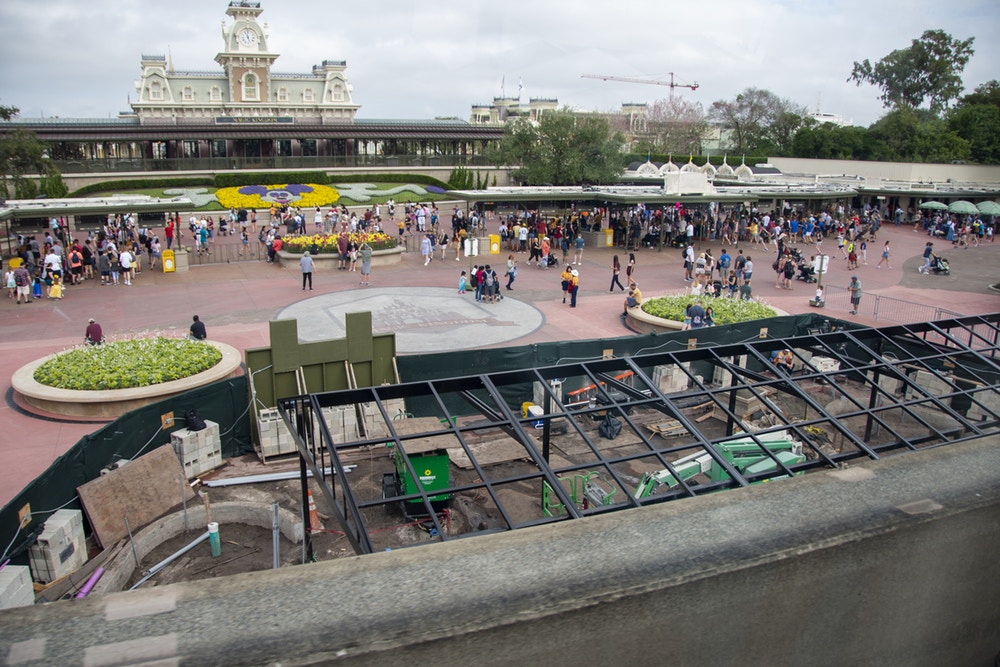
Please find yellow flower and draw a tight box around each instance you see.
[215,184,340,209]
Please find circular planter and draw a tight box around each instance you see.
[626,302,787,334]
[276,245,403,270]
[11,341,243,420]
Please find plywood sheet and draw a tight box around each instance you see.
[77,444,196,548]
[448,436,534,469]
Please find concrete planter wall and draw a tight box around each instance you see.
[11,341,243,420]
[276,245,403,269]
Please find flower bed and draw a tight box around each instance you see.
[627,294,779,334]
[13,340,242,420]
[281,231,397,254]
[34,337,222,391]
[215,183,340,209]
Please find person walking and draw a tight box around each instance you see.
[849,275,862,315]
[421,234,433,266]
[505,254,517,290]
[300,250,314,291]
[609,255,625,292]
[573,232,585,265]
[918,242,935,274]
[876,240,891,269]
[625,253,636,283]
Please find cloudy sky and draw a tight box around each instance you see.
[1,0,997,128]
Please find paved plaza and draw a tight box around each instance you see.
[1,219,998,505]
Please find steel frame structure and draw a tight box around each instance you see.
[278,314,1000,557]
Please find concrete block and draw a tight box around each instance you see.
[28,510,87,584]
[0,565,34,609]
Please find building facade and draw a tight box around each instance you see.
[0,2,501,173]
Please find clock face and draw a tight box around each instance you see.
[238,28,257,46]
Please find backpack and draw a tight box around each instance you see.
[681,247,687,260]
[484,270,495,287]
[598,413,622,440]
[720,255,731,269]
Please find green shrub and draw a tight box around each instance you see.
[331,172,450,188]
[34,337,222,391]
[641,294,776,325]
[70,177,213,197]
[213,171,331,187]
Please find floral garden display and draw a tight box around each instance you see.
[641,295,776,325]
[34,338,222,391]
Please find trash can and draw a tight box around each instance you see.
[603,228,614,247]
[162,249,176,273]
[489,234,501,255]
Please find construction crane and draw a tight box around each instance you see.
[581,72,699,96]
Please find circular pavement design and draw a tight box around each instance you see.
[274,286,545,354]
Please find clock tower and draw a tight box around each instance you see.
[215,1,278,104]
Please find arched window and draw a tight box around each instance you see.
[277,87,288,102]
[331,83,344,102]
[303,89,314,102]
[150,80,163,101]
[242,72,259,101]
[182,86,194,101]
[210,86,222,102]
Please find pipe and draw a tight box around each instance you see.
[202,466,351,488]
[208,522,221,558]
[130,531,210,590]
[75,567,105,598]
[272,502,280,569]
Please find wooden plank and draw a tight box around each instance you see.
[448,436,532,469]
[77,444,196,549]
[392,416,454,454]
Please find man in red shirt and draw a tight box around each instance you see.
[164,221,175,249]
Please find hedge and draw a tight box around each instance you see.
[213,171,331,187]
[70,177,214,197]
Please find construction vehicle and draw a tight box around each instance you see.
[543,471,618,517]
[382,441,452,518]
[634,431,805,499]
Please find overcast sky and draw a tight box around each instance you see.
[1,1,997,128]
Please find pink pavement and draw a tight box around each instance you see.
[1,220,997,506]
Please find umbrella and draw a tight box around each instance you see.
[919,201,948,211]
[948,200,979,215]
[976,200,1000,216]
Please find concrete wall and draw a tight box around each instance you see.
[1,438,997,666]
[768,156,1000,185]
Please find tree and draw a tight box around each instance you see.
[0,103,56,199]
[791,121,868,160]
[864,108,970,163]
[708,88,807,155]
[488,111,626,186]
[943,79,1000,164]
[849,30,975,113]
[626,98,708,156]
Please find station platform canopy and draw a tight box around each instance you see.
[0,195,196,221]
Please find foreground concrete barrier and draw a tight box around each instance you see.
[1,439,998,666]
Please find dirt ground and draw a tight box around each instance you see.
[125,372,949,588]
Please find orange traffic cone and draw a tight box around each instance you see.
[307,489,323,532]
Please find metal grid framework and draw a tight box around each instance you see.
[278,314,1000,556]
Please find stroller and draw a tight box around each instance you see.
[931,256,950,275]
[796,263,817,283]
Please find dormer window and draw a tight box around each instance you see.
[242,72,259,101]
[331,83,344,102]
[182,86,194,101]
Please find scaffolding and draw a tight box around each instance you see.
[278,314,1000,557]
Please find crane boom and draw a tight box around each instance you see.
[581,72,699,92]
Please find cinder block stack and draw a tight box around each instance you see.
[28,509,87,584]
[0,565,34,609]
[171,420,223,478]
[257,407,296,459]
[320,405,360,444]
[654,363,693,394]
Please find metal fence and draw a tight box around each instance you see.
[822,284,965,324]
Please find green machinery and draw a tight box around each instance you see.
[634,431,806,499]
[543,471,618,517]
[382,443,452,518]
